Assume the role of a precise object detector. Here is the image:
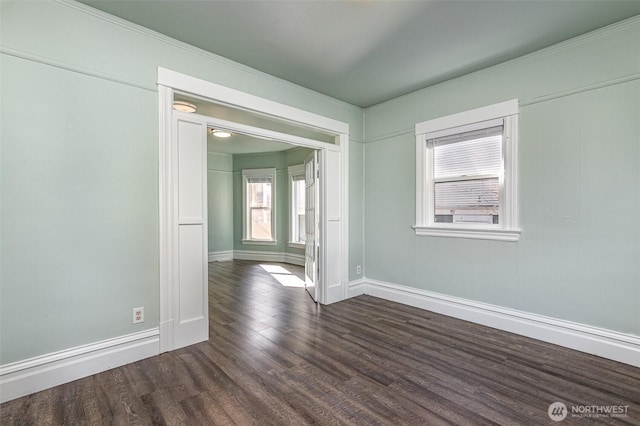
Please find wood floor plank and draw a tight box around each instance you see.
[2,259,639,425]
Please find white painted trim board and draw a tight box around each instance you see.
[231,250,305,266]
[0,329,160,403]
[208,250,234,262]
[349,278,640,368]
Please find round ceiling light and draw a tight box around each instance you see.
[173,101,197,113]
[211,130,232,138]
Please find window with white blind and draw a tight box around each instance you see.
[242,168,276,245]
[414,100,520,241]
[288,164,306,248]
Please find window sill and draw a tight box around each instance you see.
[288,242,305,250]
[413,225,520,242]
[241,239,277,246]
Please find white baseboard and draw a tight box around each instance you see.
[0,328,160,403]
[233,250,304,266]
[284,252,305,266]
[348,278,366,297]
[350,277,640,368]
[208,250,234,262]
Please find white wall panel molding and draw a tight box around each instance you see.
[0,329,159,403]
[172,115,209,351]
[355,278,640,368]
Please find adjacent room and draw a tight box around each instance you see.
[2,0,639,424]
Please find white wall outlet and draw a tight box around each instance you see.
[356,265,362,275]
[133,307,144,324]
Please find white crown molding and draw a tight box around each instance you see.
[0,328,159,403]
[350,277,640,368]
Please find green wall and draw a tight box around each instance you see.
[208,153,234,253]
[363,17,640,336]
[1,54,159,363]
[230,148,313,256]
[0,1,363,364]
[3,0,635,370]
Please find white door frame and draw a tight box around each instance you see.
[157,68,349,352]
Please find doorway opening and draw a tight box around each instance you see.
[176,93,325,301]
[158,67,349,353]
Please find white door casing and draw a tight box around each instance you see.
[158,68,349,352]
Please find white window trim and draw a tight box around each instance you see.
[287,163,306,249]
[242,168,277,245]
[414,99,521,242]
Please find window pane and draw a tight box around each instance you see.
[434,177,499,223]
[249,182,271,208]
[434,134,502,179]
[294,180,305,215]
[292,179,305,243]
[297,214,306,242]
[250,208,272,239]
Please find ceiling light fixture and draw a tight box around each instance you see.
[173,101,197,113]
[211,129,232,138]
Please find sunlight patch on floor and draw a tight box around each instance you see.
[260,264,305,288]
[260,264,290,274]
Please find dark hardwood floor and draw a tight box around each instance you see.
[2,260,639,425]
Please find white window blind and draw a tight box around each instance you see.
[429,125,503,224]
[433,126,503,178]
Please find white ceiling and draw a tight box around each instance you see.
[80,0,640,107]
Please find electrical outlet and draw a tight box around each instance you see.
[133,307,144,324]
[356,265,362,274]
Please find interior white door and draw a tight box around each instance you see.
[304,150,319,301]
[172,114,209,349]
